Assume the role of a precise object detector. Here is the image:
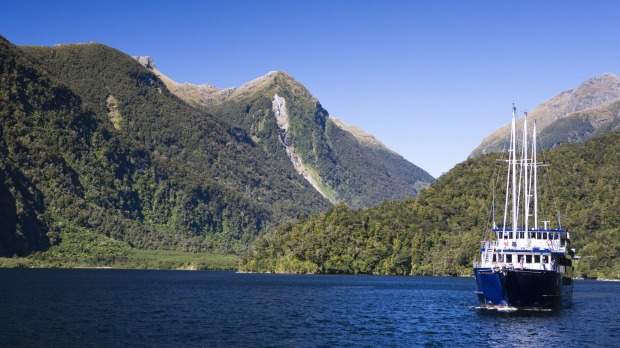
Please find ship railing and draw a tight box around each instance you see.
[481,240,499,249]
[547,239,567,253]
[482,239,567,253]
[475,260,566,273]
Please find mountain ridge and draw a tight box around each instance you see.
[134,56,435,207]
[329,116,394,151]
[471,72,620,157]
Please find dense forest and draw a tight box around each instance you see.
[241,130,620,279]
[0,35,330,261]
[0,35,431,265]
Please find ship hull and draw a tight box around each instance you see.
[473,268,572,310]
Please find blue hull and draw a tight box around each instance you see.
[473,268,573,309]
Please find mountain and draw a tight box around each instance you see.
[241,129,620,279]
[136,58,434,208]
[471,73,620,157]
[0,35,333,257]
[0,36,432,258]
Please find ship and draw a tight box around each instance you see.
[473,104,575,310]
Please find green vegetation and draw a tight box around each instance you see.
[197,72,435,209]
[0,249,238,270]
[0,35,329,260]
[2,34,617,278]
[122,249,238,270]
[241,131,620,279]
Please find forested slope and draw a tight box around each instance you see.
[0,36,330,259]
[241,131,620,279]
[152,68,435,208]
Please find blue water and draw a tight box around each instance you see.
[1,269,619,347]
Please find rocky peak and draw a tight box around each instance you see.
[566,72,620,113]
[132,56,156,70]
[234,71,298,95]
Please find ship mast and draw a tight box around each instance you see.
[532,120,538,230]
[523,112,529,233]
[511,104,517,236]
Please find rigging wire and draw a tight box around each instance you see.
[483,105,565,237]
[538,135,563,230]
[484,126,510,238]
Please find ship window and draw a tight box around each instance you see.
[519,232,524,239]
[536,232,541,239]
[543,232,548,239]
[526,255,532,263]
[492,254,496,262]
[534,255,541,263]
[542,255,548,263]
[509,232,513,239]
[506,254,513,263]
[498,254,504,262]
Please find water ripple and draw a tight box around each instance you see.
[1,270,619,347]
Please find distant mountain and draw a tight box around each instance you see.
[137,58,434,208]
[471,73,620,157]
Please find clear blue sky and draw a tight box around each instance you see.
[3,0,620,177]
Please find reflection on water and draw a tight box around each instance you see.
[473,282,620,348]
[476,308,565,347]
